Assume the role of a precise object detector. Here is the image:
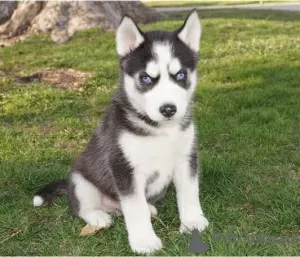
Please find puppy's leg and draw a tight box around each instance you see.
[113,204,157,217]
[148,204,157,217]
[70,172,112,227]
[173,149,209,233]
[119,173,162,254]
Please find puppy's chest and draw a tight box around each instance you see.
[119,125,194,195]
[120,127,192,167]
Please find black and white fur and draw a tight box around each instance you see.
[33,10,209,254]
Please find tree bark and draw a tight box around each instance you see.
[0,1,44,38]
[0,1,17,25]
[0,1,165,45]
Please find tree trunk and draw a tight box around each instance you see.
[0,1,17,25]
[0,1,165,45]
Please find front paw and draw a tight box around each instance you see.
[129,231,162,254]
[180,215,209,234]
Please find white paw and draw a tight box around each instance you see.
[129,231,162,254]
[81,210,112,228]
[180,215,209,234]
[148,204,157,217]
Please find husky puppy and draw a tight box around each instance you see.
[33,10,209,254]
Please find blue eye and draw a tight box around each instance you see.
[176,72,185,81]
[141,76,152,84]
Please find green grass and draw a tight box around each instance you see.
[1,9,300,256]
[143,0,288,8]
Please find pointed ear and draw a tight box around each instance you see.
[177,10,201,52]
[116,16,145,57]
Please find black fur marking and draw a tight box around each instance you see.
[115,102,152,136]
[112,88,158,136]
[147,171,160,185]
[189,144,198,177]
[170,69,191,90]
[67,179,80,216]
[110,145,135,196]
[172,37,198,72]
[123,115,152,136]
[146,171,160,193]
[181,107,193,131]
[137,72,160,93]
[72,133,119,201]
[136,112,158,127]
[181,116,192,131]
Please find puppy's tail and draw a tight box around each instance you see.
[33,179,68,207]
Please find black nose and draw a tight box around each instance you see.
[159,104,177,118]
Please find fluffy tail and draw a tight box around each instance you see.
[33,179,68,207]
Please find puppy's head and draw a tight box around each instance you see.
[116,11,201,123]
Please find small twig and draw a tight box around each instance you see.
[55,206,69,221]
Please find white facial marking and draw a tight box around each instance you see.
[146,61,159,78]
[123,41,197,123]
[169,58,181,74]
[153,43,173,74]
[142,42,190,122]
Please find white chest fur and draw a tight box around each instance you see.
[119,123,195,199]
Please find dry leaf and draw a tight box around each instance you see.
[80,224,102,236]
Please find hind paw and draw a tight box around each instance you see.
[81,210,112,228]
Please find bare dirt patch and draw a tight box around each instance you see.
[14,68,93,90]
[286,170,300,180]
[39,123,58,134]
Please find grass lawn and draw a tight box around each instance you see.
[143,0,289,8]
[1,8,300,256]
